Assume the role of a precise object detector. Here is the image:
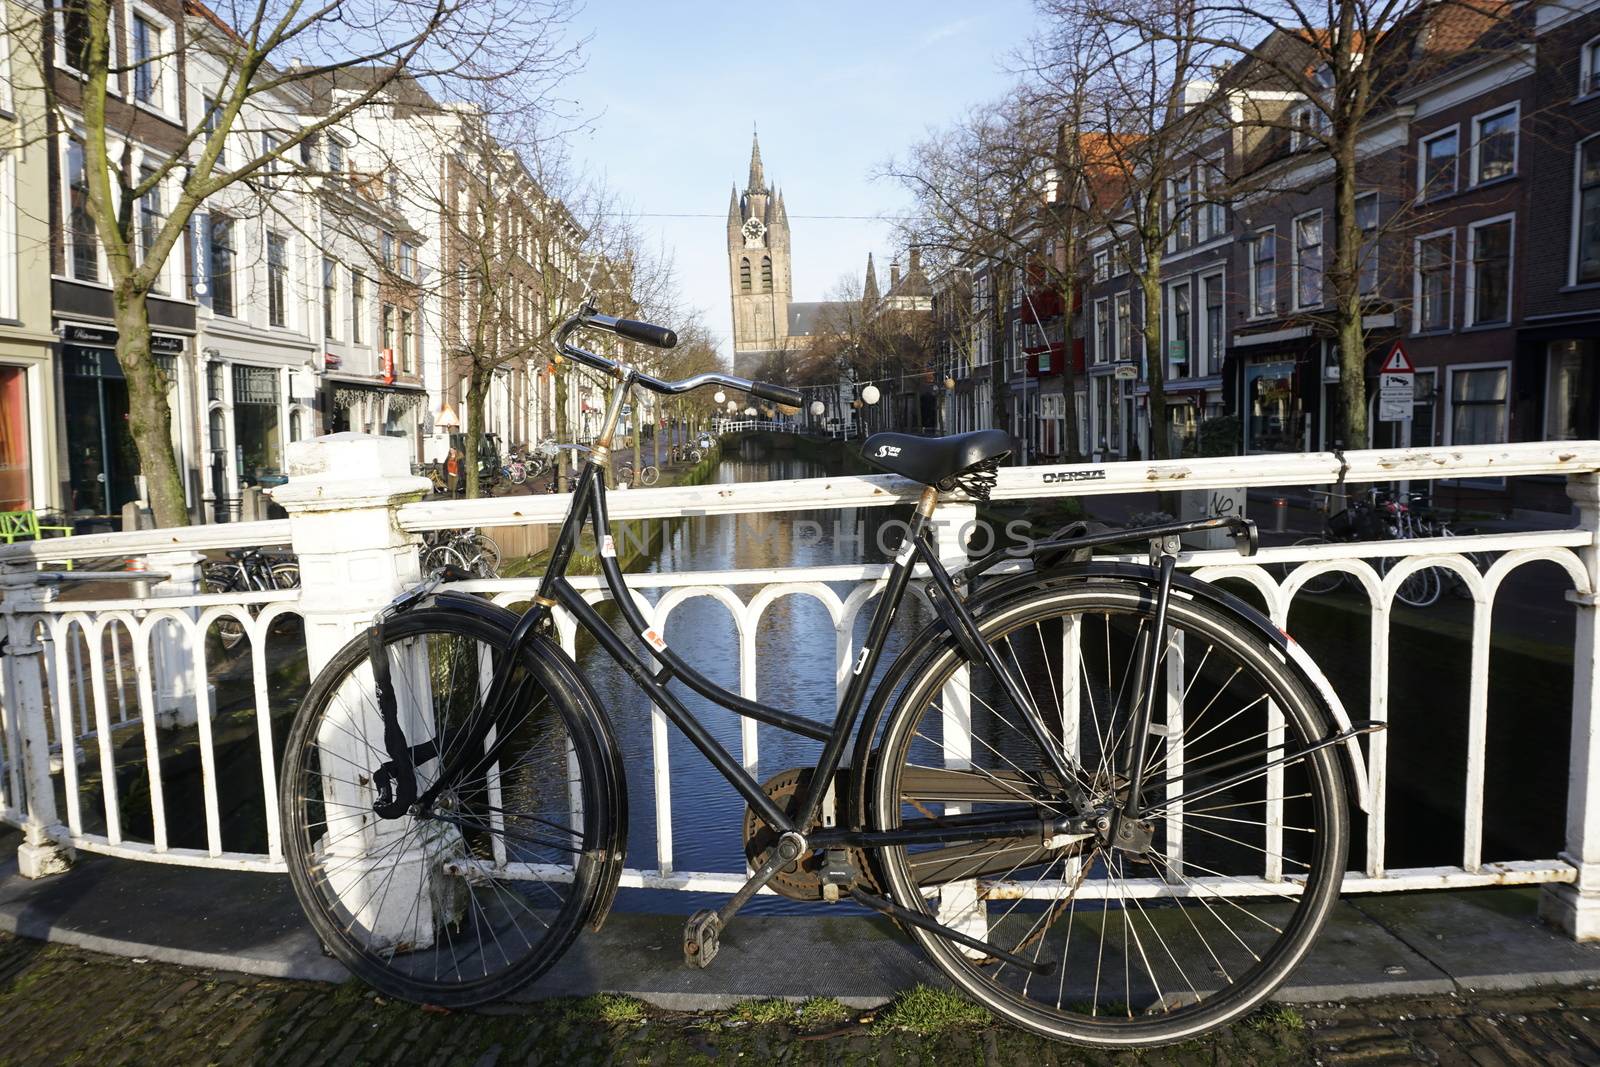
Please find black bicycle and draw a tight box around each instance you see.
[281,301,1374,1047]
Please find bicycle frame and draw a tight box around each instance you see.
[412,370,1096,852]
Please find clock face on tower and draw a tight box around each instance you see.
[741,217,766,244]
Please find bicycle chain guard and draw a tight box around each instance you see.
[742,767,867,901]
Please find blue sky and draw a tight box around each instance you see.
[565,2,1036,358]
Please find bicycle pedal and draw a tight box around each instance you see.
[683,909,721,968]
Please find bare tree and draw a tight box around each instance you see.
[1068,0,1518,448]
[13,0,583,524]
[881,86,1096,460]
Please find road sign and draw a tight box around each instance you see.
[1378,341,1413,422]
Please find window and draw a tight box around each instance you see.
[261,131,281,174]
[381,303,396,351]
[1198,157,1226,241]
[1448,365,1508,446]
[1546,341,1599,440]
[132,13,160,105]
[1415,231,1454,332]
[1167,280,1191,375]
[138,167,162,292]
[349,270,365,343]
[739,257,751,292]
[1114,291,1132,362]
[399,309,413,373]
[397,241,416,279]
[327,138,345,179]
[1201,273,1224,377]
[267,231,288,327]
[66,138,97,281]
[1471,106,1517,184]
[60,0,91,73]
[1581,37,1600,97]
[1250,228,1276,316]
[1420,128,1459,200]
[1167,173,1192,251]
[209,215,234,316]
[1294,212,1323,308]
[1356,193,1380,294]
[380,232,394,269]
[1290,104,1327,151]
[1093,297,1110,363]
[203,97,226,168]
[1093,249,1109,282]
[1467,216,1512,325]
[760,256,772,290]
[1413,369,1437,448]
[322,257,338,338]
[1576,137,1600,284]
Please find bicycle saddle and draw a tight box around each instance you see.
[861,429,1012,487]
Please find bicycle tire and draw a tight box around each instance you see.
[270,562,301,589]
[472,534,501,578]
[281,609,606,1007]
[1285,537,1344,596]
[638,465,660,487]
[423,544,467,578]
[869,583,1348,1047]
[1384,557,1442,609]
[202,566,247,649]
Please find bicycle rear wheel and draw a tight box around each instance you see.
[281,610,605,1006]
[870,583,1348,1047]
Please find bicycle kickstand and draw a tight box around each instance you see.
[683,831,805,968]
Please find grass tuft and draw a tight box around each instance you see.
[565,993,647,1026]
[1249,1004,1306,1033]
[728,998,794,1026]
[795,996,851,1028]
[872,985,991,1035]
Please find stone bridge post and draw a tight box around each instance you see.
[0,564,74,878]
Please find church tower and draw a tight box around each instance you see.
[727,131,793,377]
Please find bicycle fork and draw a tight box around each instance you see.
[1109,538,1180,852]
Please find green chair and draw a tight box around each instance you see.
[0,509,76,569]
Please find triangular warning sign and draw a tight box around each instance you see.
[1379,341,1414,375]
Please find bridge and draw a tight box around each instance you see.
[2,435,1599,946]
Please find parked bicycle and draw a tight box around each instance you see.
[615,460,660,487]
[669,443,702,464]
[281,299,1375,1048]
[421,528,501,579]
[201,547,300,648]
[1288,487,1475,608]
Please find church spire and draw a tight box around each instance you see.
[728,183,740,223]
[775,187,787,224]
[863,252,880,305]
[748,129,765,192]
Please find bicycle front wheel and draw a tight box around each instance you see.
[638,465,660,487]
[870,583,1348,1047]
[473,534,501,578]
[281,610,606,1006]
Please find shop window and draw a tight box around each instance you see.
[1575,136,1600,285]
[1414,231,1454,332]
[1546,340,1598,440]
[1467,216,1512,325]
[1448,364,1508,446]
[0,366,30,510]
[1245,362,1300,453]
[232,365,282,488]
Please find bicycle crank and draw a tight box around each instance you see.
[684,830,806,968]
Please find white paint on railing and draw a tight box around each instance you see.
[2,441,1600,935]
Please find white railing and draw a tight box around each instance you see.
[714,418,796,434]
[2,436,1600,939]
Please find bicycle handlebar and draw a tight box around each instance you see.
[555,304,804,409]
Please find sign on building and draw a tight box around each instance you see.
[1378,342,1414,422]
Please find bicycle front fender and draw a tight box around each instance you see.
[429,590,631,931]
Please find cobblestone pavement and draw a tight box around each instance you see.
[3,932,1599,1066]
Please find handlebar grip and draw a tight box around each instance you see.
[750,381,803,408]
[611,317,677,349]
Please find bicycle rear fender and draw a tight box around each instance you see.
[430,591,631,931]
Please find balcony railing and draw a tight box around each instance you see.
[2,436,1599,940]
